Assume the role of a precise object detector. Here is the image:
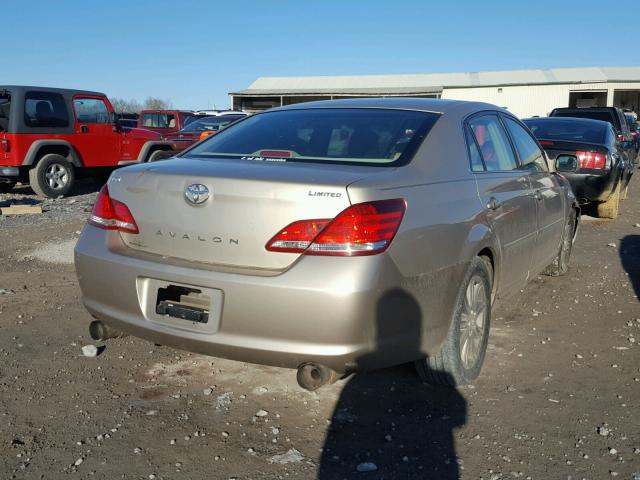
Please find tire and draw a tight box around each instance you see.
[542,209,576,277]
[620,181,629,200]
[595,181,621,219]
[147,150,174,162]
[0,181,15,193]
[28,154,75,198]
[415,256,492,386]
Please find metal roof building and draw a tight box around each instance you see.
[230,66,640,118]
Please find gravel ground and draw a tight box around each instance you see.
[0,178,639,479]
[0,181,99,228]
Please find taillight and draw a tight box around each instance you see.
[576,151,607,169]
[0,139,9,152]
[266,199,406,256]
[88,185,139,234]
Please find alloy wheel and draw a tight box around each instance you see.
[459,275,488,369]
[45,163,69,190]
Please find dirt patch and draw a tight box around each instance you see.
[23,238,77,264]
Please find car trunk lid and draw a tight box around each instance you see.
[107,158,385,271]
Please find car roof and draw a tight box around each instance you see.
[265,97,502,115]
[0,85,105,97]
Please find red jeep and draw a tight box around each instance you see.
[137,109,199,135]
[0,86,176,197]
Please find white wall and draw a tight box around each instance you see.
[441,82,640,118]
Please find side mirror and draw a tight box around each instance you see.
[555,154,578,172]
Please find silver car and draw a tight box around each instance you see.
[75,98,579,390]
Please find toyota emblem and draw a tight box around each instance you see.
[184,184,210,206]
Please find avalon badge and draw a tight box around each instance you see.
[184,184,210,206]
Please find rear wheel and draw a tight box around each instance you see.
[620,180,629,200]
[0,181,15,193]
[596,181,620,219]
[29,154,75,198]
[415,256,492,386]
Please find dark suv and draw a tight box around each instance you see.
[0,86,176,197]
[549,107,637,165]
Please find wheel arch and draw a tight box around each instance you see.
[137,141,175,163]
[464,222,501,301]
[22,140,83,168]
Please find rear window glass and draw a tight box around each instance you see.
[187,108,440,166]
[524,118,606,144]
[0,91,10,132]
[24,91,69,128]
[552,110,617,129]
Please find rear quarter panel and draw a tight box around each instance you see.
[347,106,497,356]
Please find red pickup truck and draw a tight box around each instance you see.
[0,86,176,197]
[137,109,199,135]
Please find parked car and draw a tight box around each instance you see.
[523,117,633,218]
[137,109,199,135]
[549,107,637,165]
[163,114,247,153]
[75,98,579,390]
[0,86,177,197]
[624,113,639,152]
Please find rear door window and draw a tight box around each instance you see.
[465,126,485,172]
[24,91,69,128]
[74,98,110,124]
[503,117,548,172]
[468,114,518,171]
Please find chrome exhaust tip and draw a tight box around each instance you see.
[89,320,125,341]
[296,363,338,391]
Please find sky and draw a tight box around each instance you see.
[3,0,636,110]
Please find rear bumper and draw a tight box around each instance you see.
[563,171,618,204]
[74,226,426,373]
[0,166,20,177]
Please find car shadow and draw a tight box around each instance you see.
[319,289,466,479]
[620,235,640,301]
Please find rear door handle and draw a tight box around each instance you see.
[487,197,501,210]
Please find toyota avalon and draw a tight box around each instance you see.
[75,98,579,390]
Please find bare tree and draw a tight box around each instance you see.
[110,98,142,113]
[142,97,173,110]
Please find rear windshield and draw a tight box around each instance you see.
[0,91,9,132]
[552,110,617,129]
[186,108,440,166]
[524,118,607,144]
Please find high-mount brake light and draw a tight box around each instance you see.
[538,140,554,146]
[576,151,607,169]
[88,185,139,234]
[266,199,406,256]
